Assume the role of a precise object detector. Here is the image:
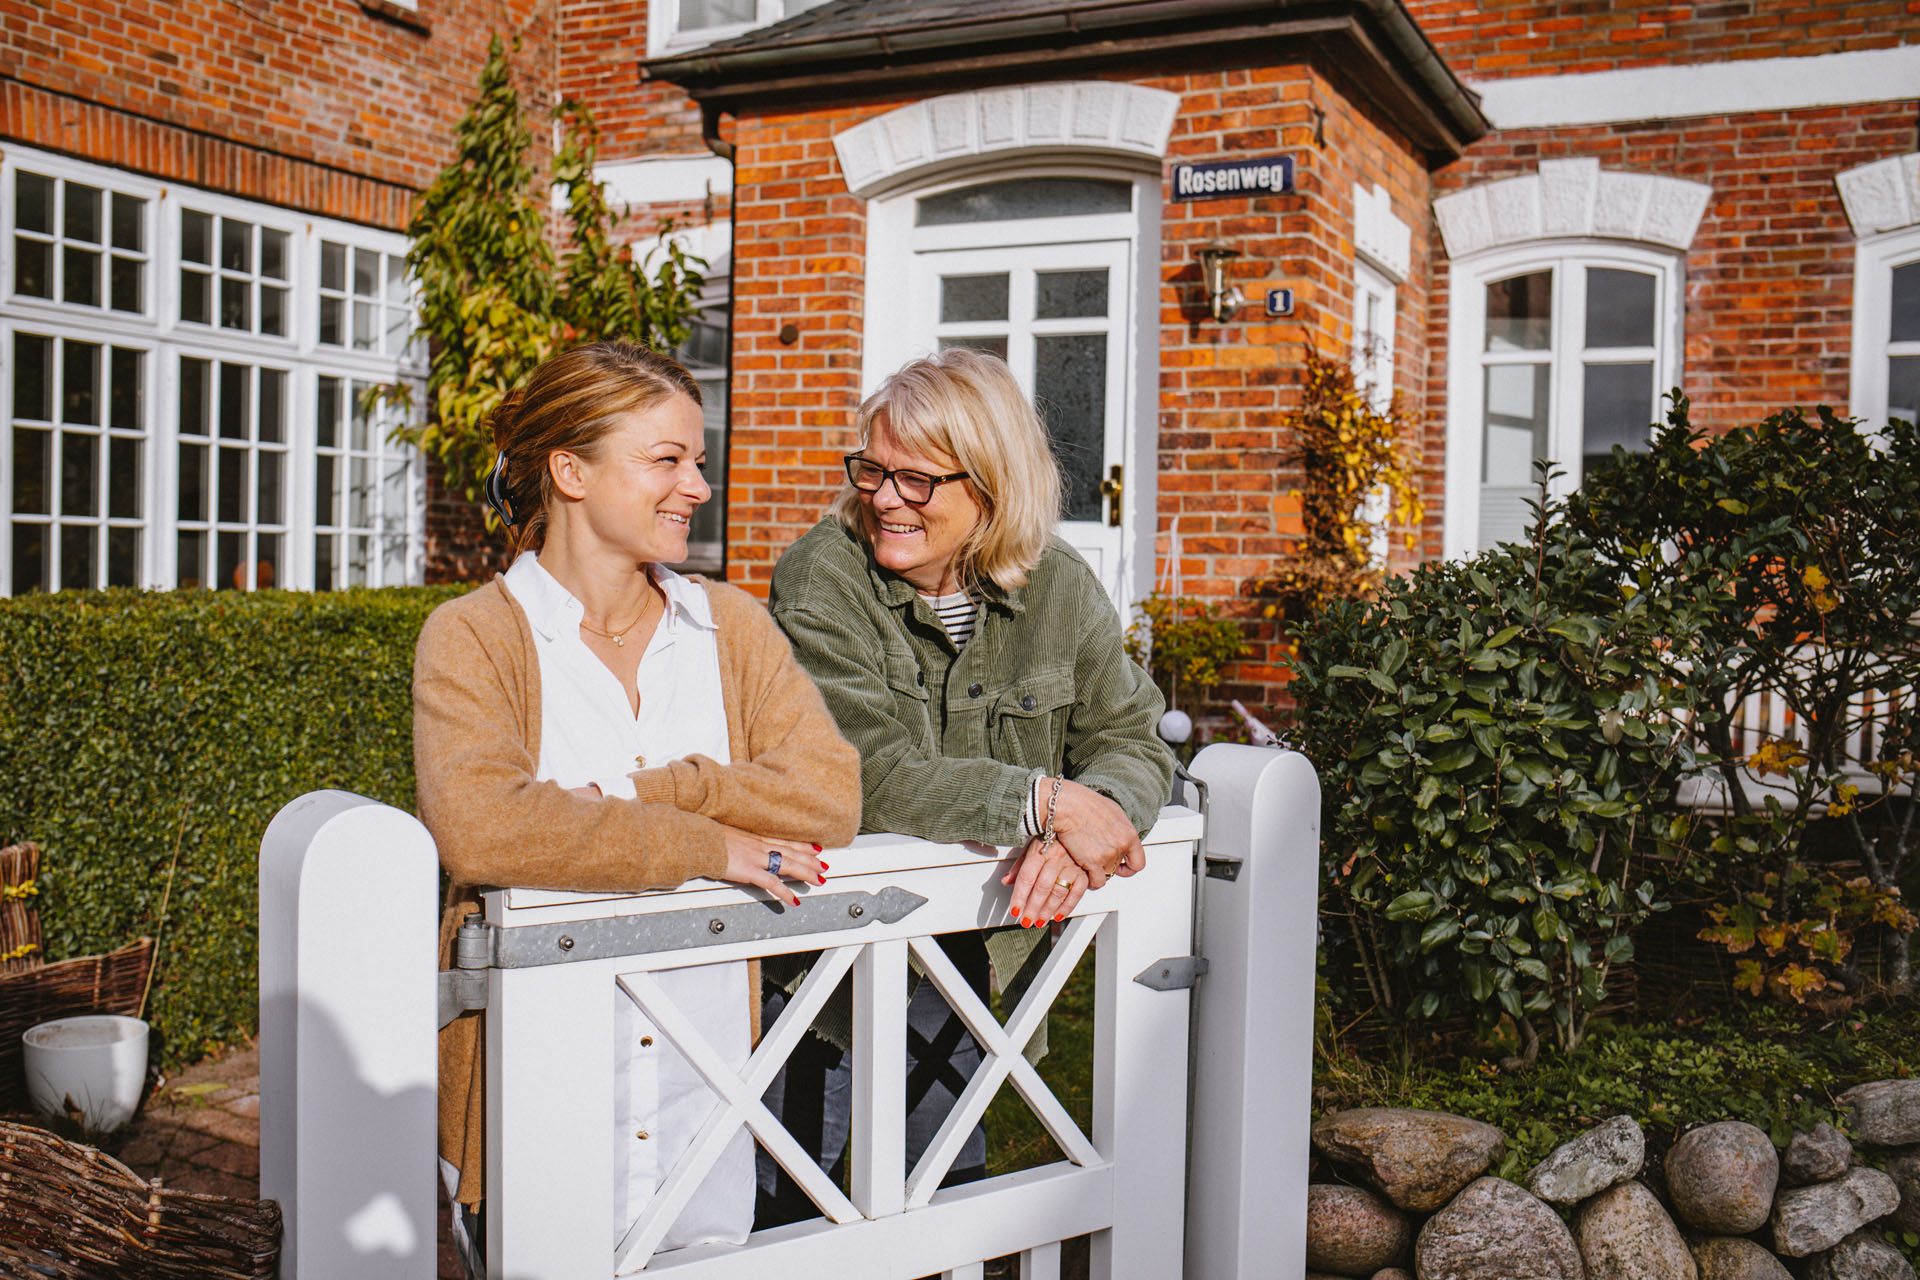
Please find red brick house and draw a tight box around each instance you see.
[6,1,1918,715]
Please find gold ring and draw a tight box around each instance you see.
[1053,876,1075,890]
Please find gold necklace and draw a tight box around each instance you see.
[578,589,655,648]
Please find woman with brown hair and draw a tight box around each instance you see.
[412,341,860,1271]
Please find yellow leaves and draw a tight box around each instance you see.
[0,942,36,963]
[1828,781,1860,817]
[1801,563,1841,614]
[0,877,35,900]
[1747,737,1808,778]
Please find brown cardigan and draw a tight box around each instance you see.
[415,575,862,1205]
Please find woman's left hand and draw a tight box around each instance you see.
[1047,779,1147,885]
[1001,837,1088,927]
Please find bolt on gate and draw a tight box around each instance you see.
[259,743,1317,1279]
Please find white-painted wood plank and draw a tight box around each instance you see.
[852,938,908,1219]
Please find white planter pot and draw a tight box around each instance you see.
[22,1014,150,1131]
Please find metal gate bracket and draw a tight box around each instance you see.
[1134,955,1210,991]
[1204,854,1243,881]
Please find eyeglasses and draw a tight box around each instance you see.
[844,455,970,505]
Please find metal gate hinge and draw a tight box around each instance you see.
[1134,955,1209,991]
[1204,854,1242,881]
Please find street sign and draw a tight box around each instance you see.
[1172,155,1295,201]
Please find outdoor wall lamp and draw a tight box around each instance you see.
[1197,241,1246,323]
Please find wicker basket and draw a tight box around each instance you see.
[0,1121,281,1279]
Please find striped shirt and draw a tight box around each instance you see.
[921,589,979,650]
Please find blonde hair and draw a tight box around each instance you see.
[486,342,701,553]
[833,348,1062,593]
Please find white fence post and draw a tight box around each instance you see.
[259,790,439,1280]
[1184,745,1320,1280]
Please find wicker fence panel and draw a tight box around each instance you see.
[0,938,154,1111]
[0,1121,280,1279]
[1,841,41,976]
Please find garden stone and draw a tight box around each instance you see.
[1806,1228,1917,1280]
[1690,1237,1793,1280]
[1528,1115,1645,1205]
[1575,1181,1697,1280]
[1772,1166,1902,1257]
[1305,1183,1411,1276]
[1839,1081,1920,1147]
[1667,1121,1779,1234]
[1373,1271,1414,1280]
[1312,1108,1507,1212]
[1414,1177,1585,1280]
[1784,1124,1855,1186]
[1884,1149,1920,1233]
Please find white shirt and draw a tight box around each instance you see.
[505,552,754,1254]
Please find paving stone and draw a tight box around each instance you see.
[190,1140,261,1179]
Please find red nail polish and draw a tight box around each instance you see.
[820,860,830,870]
[1054,913,1065,922]
[812,844,823,851]
[817,876,826,885]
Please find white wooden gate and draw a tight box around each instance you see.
[259,744,1319,1280]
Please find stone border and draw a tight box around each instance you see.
[1434,158,1712,260]
[831,82,1179,200]
[1837,152,1920,238]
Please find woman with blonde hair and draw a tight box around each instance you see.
[413,341,860,1272]
[762,346,1173,1217]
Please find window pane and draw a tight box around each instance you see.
[16,172,54,235]
[1890,355,1920,425]
[1486,272,1552,351]
[1892,261,1920,345]
[220,363,249,438]
[1035,269,1109,320]
[15,334,52,421]
[350,456,372,526]
[1482,362,1550,486]
[319,296,344,346]
[353,247,378,297]
[1585,268,1656,349]
[106,528,138,587]
[63,184,101,243]
[1033,333,1107,522]
[678,0,755,29]
[260,228,288,281]
[220,275,250,329]
[109,437,141,519]
[917,178,1131,226]
[62,431,98,516]
[13,428,49,514]
[179,358,210,436]
[59,525,94,590]
[321,240,345,291]
[15,239,50,298]
[218,530,245,590]
[181,210,212,264]
[220,218,251,272]
[176,530,206,589]
[111,193,143,252]
[12,523,47,592]
[384,255,408,304]
[258,451,283,524]
[109,348,142,432]
[940,274,1009,324]
[218,446,248,523]
[353,299,375,349]
[937,335,1009,360]
[260,286,287,337]
[348,533,370,587]
[382,530,405,585]
[316,454,339,526]
[1581,362,1655,474]
[177,442,207,520]
[256,534,280,590]
[317,376,341,449]
[180,268,210,324]
[62,245,101,306]
[350,396,372,451]
[62,342,99,425]
[314,533,337,591]
[258,369,285,443]
[110,255,142,312]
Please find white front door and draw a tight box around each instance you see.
[908,239,1129,589]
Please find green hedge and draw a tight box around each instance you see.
[0,585,466,1066]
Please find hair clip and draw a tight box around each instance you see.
[484,450,516,527]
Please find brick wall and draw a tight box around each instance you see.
[1421,99,1919,552]
[1402,0,1920,77]
[559,0,709,162]
[1,0,555,228]
[721,60,1432,714]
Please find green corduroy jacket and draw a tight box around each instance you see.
[769,518,1175,846]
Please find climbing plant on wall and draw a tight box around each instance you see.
[395,36,704,513]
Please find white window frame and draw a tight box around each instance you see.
[1443,241,1683,559]
[647,0,824,57]
[1352,259,1396,411]
[0,144,425,594]
[1850,225,1920,428]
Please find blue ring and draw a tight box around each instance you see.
[766,850,782,876]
